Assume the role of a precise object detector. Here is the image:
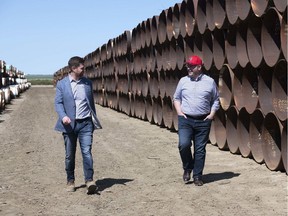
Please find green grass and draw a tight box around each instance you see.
[26,74,53,85]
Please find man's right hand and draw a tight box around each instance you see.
[62,116,71,125]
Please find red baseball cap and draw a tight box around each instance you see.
[186,55,203,65]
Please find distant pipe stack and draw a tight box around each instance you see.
[0,60,30,112]
[53,0,287,174]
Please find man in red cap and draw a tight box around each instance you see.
[173,55,220,186]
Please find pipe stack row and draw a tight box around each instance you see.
[53,0,287,173]
[0,60,31,112]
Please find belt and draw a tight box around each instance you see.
[185,114,209,120]
[75,117,91,122]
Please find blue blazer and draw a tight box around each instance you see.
[54,75,100,133]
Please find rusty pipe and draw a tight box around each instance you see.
[272,59,287,121]
[261,7,282,67]
[206,0,215,31]
[166,7,174,41]
[214,107,228,150]
[195,0,207,34]
[151,15,160,46]
[249,108,265,164]
[158,9,168,44]
[247,14,263,68]
[218,64,235,111]
[145,18,152,48]
[179,1,187,37]
[202,29,213,71]
[145,95,154,123]
[172,3,181,39]
[237,107,252,158]
[162,96,174,129]
[241,63,259,114]
[184,0,196,37]
[258,64,273,115]
[236,0,252,21]
[226,0,239,25]
[225,25,239,69]
[236,21,249,68]
[250,0,269,17]
[213,28,226,70]
[262,112,284,171]
[175,35,185,70]
[152,96,164,126]
[226,105,240,154]
[273,0,287,13]
[281,122,287,173]
[213,0,228,29]
[281,7,287,60]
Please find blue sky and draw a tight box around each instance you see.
[0,0,181,75]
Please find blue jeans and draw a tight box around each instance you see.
[178,116,212,178]
[63,118,94,182]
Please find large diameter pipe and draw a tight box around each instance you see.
[261,7,282,67]
[218,64,234,111]
[226,0,239,25]
[247,14,263,68]
[213,0,228,29]
[172,3,181,39]
[175,35,185,70]
[236,21,249,68]
[214,107,228,150]
[166,7,174,41]
[179,1,188,37]
[250,0,269,17]
[241,63,259,114]
[145,95,154,123]
[152,96,164,126]
[162,96,174,130]
[202,29,213,71]
[281,122,287,173]
[195,0,207,34]
[281,7,287,60]
[206,0,215,31]
[262,112,284,171]
[237,107,252,158]
[158,9,168,44]
[226,105,240,154]
[272,59,287,121]
[213,28,226,70]
[118,92,131,116]
[225,25,239,69]
[145,18,152,48]
[151,16,160,46]
[249,108,265,164]
[185,0,196,36]
[236,0,252,21]
[273,0,287,13]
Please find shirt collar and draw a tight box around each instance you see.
[69,74,83,83]
[190,73,203,81]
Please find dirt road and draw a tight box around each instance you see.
[0,86,287,216]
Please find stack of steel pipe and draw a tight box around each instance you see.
[53,0,287,173]
[0,60,30,112]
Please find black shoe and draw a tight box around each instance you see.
[183,170,191,183]
[193,177,203,186]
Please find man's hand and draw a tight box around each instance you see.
[62,116,71,125]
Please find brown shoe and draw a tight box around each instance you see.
[86,181,97,194]
[66,181,75,192]
[193,177,203,186]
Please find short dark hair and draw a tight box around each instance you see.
[68,56,84,69]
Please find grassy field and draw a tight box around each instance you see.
[26,74,53,85]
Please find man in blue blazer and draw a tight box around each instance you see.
[54,56,101,194]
